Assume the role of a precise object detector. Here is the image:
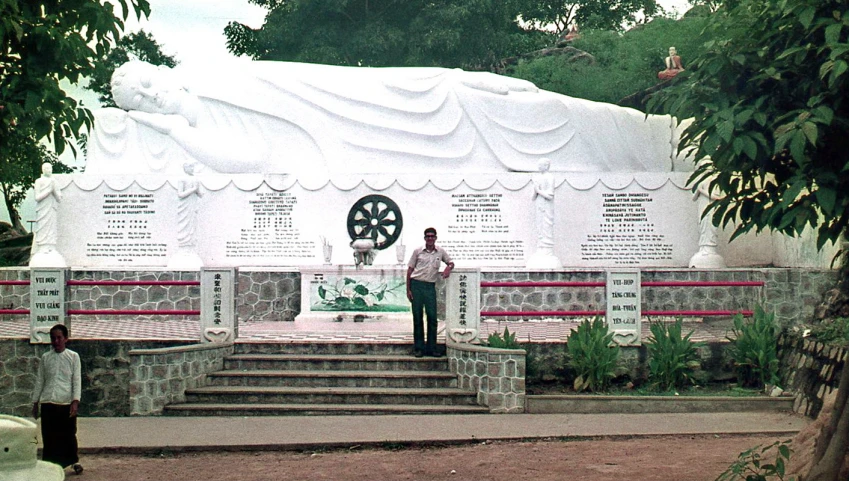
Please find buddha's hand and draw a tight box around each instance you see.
[128,111,190,135]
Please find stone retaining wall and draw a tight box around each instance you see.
[481,269,835,328]
[778,333,846,418]
[0,269,29,321]
[0,268,837,327]
[67,271,200,321]
[129,342,234,415]
[448,342,525,413]
[236,271,300,322]
[0,339,193,417]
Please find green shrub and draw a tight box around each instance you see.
[715,440,792,481]
[567,317,620,392]
[729,305,780,389]
[525,347,569,387]
[645,318,705,391]
[809,317,849,347]
[486,327,521,349]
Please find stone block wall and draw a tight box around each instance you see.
[480,269,836,328]
[448,342,525,413]
[129,342,233,415]
[778,333,846,418]
[236,271,300,321]
[764,270,837,328]
[1,339,192,417]
[0,269,30,320]
[642,270,764,314]
[67,270,200,321]
[481,271,605,315]
[0,267,837,326]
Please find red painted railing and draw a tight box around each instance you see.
[0,280,30,285]
[480,281,605,288]
[66,309,200,316]
[642,281,764,287]
[480,310,605,317]
[0,309,29,315]
[643,310,752,317]
[66,280,200,286]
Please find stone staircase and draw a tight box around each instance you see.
[164,342,489,416]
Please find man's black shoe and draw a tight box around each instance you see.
[414,350,424,358]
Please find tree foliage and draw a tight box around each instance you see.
[649,2,849,479]
[87,30,178,108]
[0,130,56,233]
[224,0,668,70]
[0,0,149,231]
[508,15,707,104]
[224,0,552,69]
[648,0,849,251]
[522,0,663,34]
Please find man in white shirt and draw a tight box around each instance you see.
[406,227,454,357]
[32,324,83,475]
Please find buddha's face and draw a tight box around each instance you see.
[538,158,551,172]
[669,47,677,56]
[112,62,187,115]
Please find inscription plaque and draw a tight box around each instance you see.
[606,269,641,346]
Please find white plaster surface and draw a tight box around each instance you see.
[88,61,690,176]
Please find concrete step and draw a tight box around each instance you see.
[234,342,413,356]
[183,386,480,406]
[163,402,490,416]
[224,354,448,372]
[207,369,458,388]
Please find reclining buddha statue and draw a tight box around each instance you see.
[87,60,689,176]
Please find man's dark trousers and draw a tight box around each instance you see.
[410,278,437,354]
[40,403,79,468]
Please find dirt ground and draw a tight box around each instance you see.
[68,434,790,481]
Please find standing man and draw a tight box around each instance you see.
[407,227,454,357]
[32,324,83,476]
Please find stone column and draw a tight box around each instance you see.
[445,268,480,343]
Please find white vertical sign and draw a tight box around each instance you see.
[30,269,68,344]
[200,268,237,343]
[445,268,480,343]
[605,270,641,346]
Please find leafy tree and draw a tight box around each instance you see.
[0,130,55,234]
[649,0,848,250]
[224,0,551,70]
[522,0,663,34]
[0,0,150,231]
[87,30,178,108]
[649,1,848,479]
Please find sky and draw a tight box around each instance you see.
[5,0,693,225]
